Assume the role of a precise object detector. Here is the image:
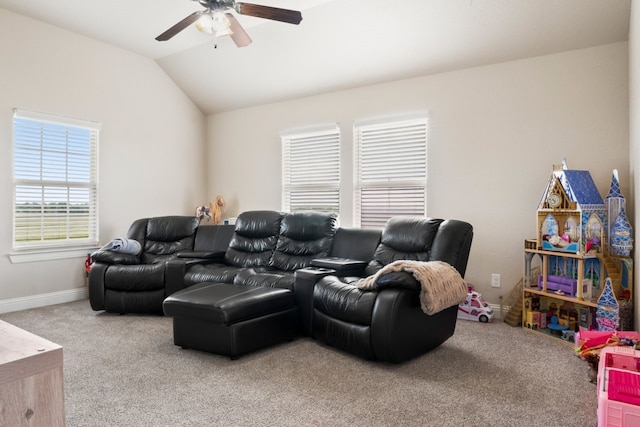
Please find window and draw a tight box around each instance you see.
[12,109,100,251]
[354,114,427,228]
[281,124,340,214]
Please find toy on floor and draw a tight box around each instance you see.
[597,346,640,426]
[457,286,494,323]
[575,328,640,386]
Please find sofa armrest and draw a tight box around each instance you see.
[163,258,193,297]
[294,267,336,336]
[88,263,108,311]
[371,290,458,363]
[311,257,367,277]
[374,271,421,292]
[91,250,140,265]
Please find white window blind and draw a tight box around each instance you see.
[281,124,340,214]
[12,109,100,250]
[354,115,427,229]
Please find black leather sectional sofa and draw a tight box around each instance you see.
[89,210,473,363]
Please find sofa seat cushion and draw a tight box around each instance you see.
[314,276,378,326]
[233,268,295,290]
[163,282,295,325]
[184,264,243,286]
[104,264,165,291]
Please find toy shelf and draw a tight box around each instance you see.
[524,248,599,302]
[520,319,576,346]
[522,244,634,341]
[524,248,595,259]
[522,247,602,344]
[524,287,597,308]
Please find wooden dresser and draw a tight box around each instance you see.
[0,320,65,426]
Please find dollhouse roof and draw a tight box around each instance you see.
[559,170,604,206]
[598,278,619,307]
[538,164,605,211]
[606,170,623,200]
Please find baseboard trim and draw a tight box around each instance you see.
[0,287,88,314]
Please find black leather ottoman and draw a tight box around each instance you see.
[163,282,298,359]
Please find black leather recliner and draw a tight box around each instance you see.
[89,216,200,314]
[311,217,473,363]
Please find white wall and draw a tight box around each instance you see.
[630,0,639,330]
[207,42,630,303]
[0,10,207,307]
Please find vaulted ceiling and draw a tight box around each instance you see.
[0,0,631,114]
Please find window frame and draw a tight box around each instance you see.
[281,123,341,215]
[11,108,100,262]
[353,114,428,229]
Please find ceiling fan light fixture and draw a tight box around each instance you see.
[212,11,233,37]
[194,14,215,35]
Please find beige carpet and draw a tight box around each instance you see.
[1,300,597,427]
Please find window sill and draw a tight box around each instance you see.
[9,246,99,264]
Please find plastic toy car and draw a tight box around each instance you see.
[457,288,494,323]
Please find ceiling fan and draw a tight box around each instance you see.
[155,0,303,48]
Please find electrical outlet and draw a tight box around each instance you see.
[491,273,501,288]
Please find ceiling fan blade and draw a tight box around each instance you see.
[155,11,204,41]
[226,13,252,47]
[235,3,302,25]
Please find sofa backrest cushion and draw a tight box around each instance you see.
[269,211,337,271]
[429,219,474,277]
[224,210,284,267]
[328,227,381,261]
[193,224,236,252]
[141,216,200,264]
[125,217,149,242]
[365,217,444,276]
[365,216,473,277]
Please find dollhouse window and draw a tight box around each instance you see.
[543,214,558,236]
[563,217,578,242]
[586,214,602,239]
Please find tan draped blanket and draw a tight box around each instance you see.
[357,260,468,315]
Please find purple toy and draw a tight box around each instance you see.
[538,274,577,295]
